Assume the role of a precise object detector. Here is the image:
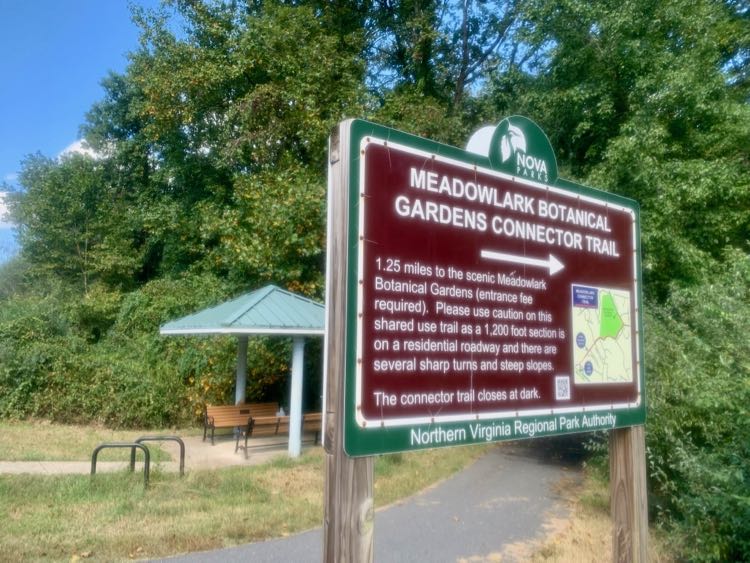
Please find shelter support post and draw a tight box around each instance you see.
[235,336,248,405]
[288,336,305,457]
[610,425,649,562]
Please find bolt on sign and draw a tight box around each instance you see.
[329,117,646,457]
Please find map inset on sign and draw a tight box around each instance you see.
[571,285,634,385]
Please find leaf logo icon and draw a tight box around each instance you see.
[500,124,526,162]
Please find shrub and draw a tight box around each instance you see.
[0,273,308,428]
[645,251,750,561]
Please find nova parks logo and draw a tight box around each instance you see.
[467,115,558,185]
[498,121,549,183]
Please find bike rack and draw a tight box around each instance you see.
[130,435,186,477]
[91,442,150,487]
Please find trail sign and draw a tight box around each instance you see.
[328,117,645,457]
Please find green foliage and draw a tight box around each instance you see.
[11,154,146,293]
[0,273,293,427]
[0,255,31,300]
[111,274,228,335]
[518,0,749,174]
[0,286,77,419]
[370,87,471,147]
[513,0,750,302]
[197,164,326,294]
[645,252,750,560]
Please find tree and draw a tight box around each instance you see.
[12,154,144,294]
[78,1,366,288]
[509,0,750,299]
[4,3,750,556]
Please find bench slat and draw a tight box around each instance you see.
[215,408,324,457]
[244,412,322,440]
[303,413,322,432]
[204,402,280,445]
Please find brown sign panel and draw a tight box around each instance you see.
[355,140,640,427]
[334,119,644,456]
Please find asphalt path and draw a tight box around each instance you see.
[158,441,581,563]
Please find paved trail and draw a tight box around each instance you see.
[158,443,580,563]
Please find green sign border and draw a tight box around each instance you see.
[341,118,646,457]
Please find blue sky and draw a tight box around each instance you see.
[0,0,161,188]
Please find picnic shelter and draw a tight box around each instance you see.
[160,284,325,457]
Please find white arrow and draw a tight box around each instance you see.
[480,250,565,275]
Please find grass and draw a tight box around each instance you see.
[0,420,178,462]
[528,467,675,562]
[0,440,487,561]
[4,422,676,561]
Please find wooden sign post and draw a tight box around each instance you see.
[611,426,649,562]
[323,122,374,562]
[323,117,648,562]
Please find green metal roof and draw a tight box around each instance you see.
[159,285,325,336]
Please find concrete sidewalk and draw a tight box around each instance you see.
[0,433,319,475]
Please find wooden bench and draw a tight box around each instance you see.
[203,402,278,446]
[236,412,323,458]
[302,412,322,444]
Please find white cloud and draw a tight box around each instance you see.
[0,192,13,228]
[59,139,101,160]
[3,173,18,184]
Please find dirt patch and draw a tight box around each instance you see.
[515,472,672,563]
[160,434,304,470]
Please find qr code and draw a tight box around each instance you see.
[555,376,571,400]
